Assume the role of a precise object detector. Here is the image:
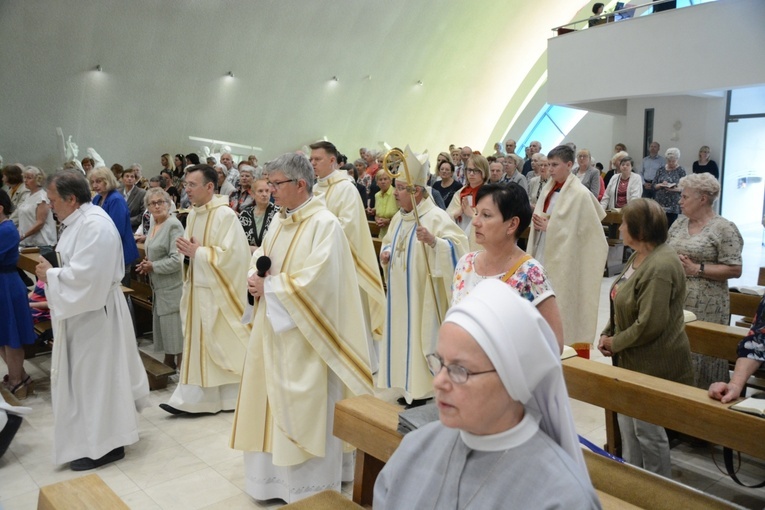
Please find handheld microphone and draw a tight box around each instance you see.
[248,256,272,305]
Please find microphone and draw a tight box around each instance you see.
[256,256,271,277]
[248,256,272,305]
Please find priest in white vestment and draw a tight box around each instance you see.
[310,141,386,372]
[36,170,149,470]
[528,145,607,346]
[377,148,469,404]
[161,164,251,415]
[230,153,373,503]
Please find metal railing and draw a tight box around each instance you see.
[552,0,704,33]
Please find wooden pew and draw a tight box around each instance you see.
[686,320,747,363]
[139,351,175,390]
[562,356,765,461]
[334,394,737,509]
[729,291,760,319]
[729,291,760,327]
[759,267,765,286]
[37,474,128,510]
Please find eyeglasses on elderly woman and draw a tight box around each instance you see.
[425,353,496,384]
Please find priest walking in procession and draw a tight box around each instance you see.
[230,152,374,503]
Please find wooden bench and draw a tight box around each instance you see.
[562,356,765,461]
[128,279,154,336]
[23,320,54,359]
[729,291,760,327]
[37,474,128,510]
[139,351,175,390]
[334,394,737,509]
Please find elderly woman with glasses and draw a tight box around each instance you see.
[668,172,743,389]
[446,154,489,251]
[374,280,600,509]
[136,188,185,370]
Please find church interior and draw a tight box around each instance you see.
[2,0,765,508]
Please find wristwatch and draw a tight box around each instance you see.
[698,263,705,276]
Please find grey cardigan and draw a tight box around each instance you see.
[145,216,184,316]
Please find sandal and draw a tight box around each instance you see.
[10,376,34,400]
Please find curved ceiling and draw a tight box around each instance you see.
[0,0,590,169]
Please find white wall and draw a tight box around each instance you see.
[547,0,765,108]
[0,0,593,176]
[621,95,726,169]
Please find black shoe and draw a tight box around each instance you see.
[405,398,432,409]
[396,397,408,406]
[70,447,125,471]
[0,414,23,459]
[159,403,187,415]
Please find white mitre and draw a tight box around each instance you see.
[402,145,430,187]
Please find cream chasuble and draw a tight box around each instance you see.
[230,198,373,466]
[378,198,469,401]
[180,195,251,387]
[527,173,607,345]
[314,170,385,344]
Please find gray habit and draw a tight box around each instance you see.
[374,420,601,509]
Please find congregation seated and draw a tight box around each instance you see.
[374,280,600,509]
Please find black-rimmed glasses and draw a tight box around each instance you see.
[425,353,496,384]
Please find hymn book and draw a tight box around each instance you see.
[730,397,765,418]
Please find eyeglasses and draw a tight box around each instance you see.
[466,168,482,175]
[148,200,167,207]
[426,353,496,385]
[267,179,295,189]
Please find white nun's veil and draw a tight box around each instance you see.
[443,279,587,476]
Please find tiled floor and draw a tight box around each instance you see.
[2,277,765,509]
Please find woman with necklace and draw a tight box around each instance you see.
[600,156,643,210]
[668,173,742,390]
[0,189,36,399]
[239,173,276,254]
[452,183,564,350]
[136,188,184,370]
[598,198,693,477]
[374,280,599,509]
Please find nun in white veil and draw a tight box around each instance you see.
[374,279,600,509]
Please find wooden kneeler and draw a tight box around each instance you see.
[37,474,128,510]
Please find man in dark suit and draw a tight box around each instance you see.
[121,167,146,230]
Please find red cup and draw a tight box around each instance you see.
[571,343,591,359]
